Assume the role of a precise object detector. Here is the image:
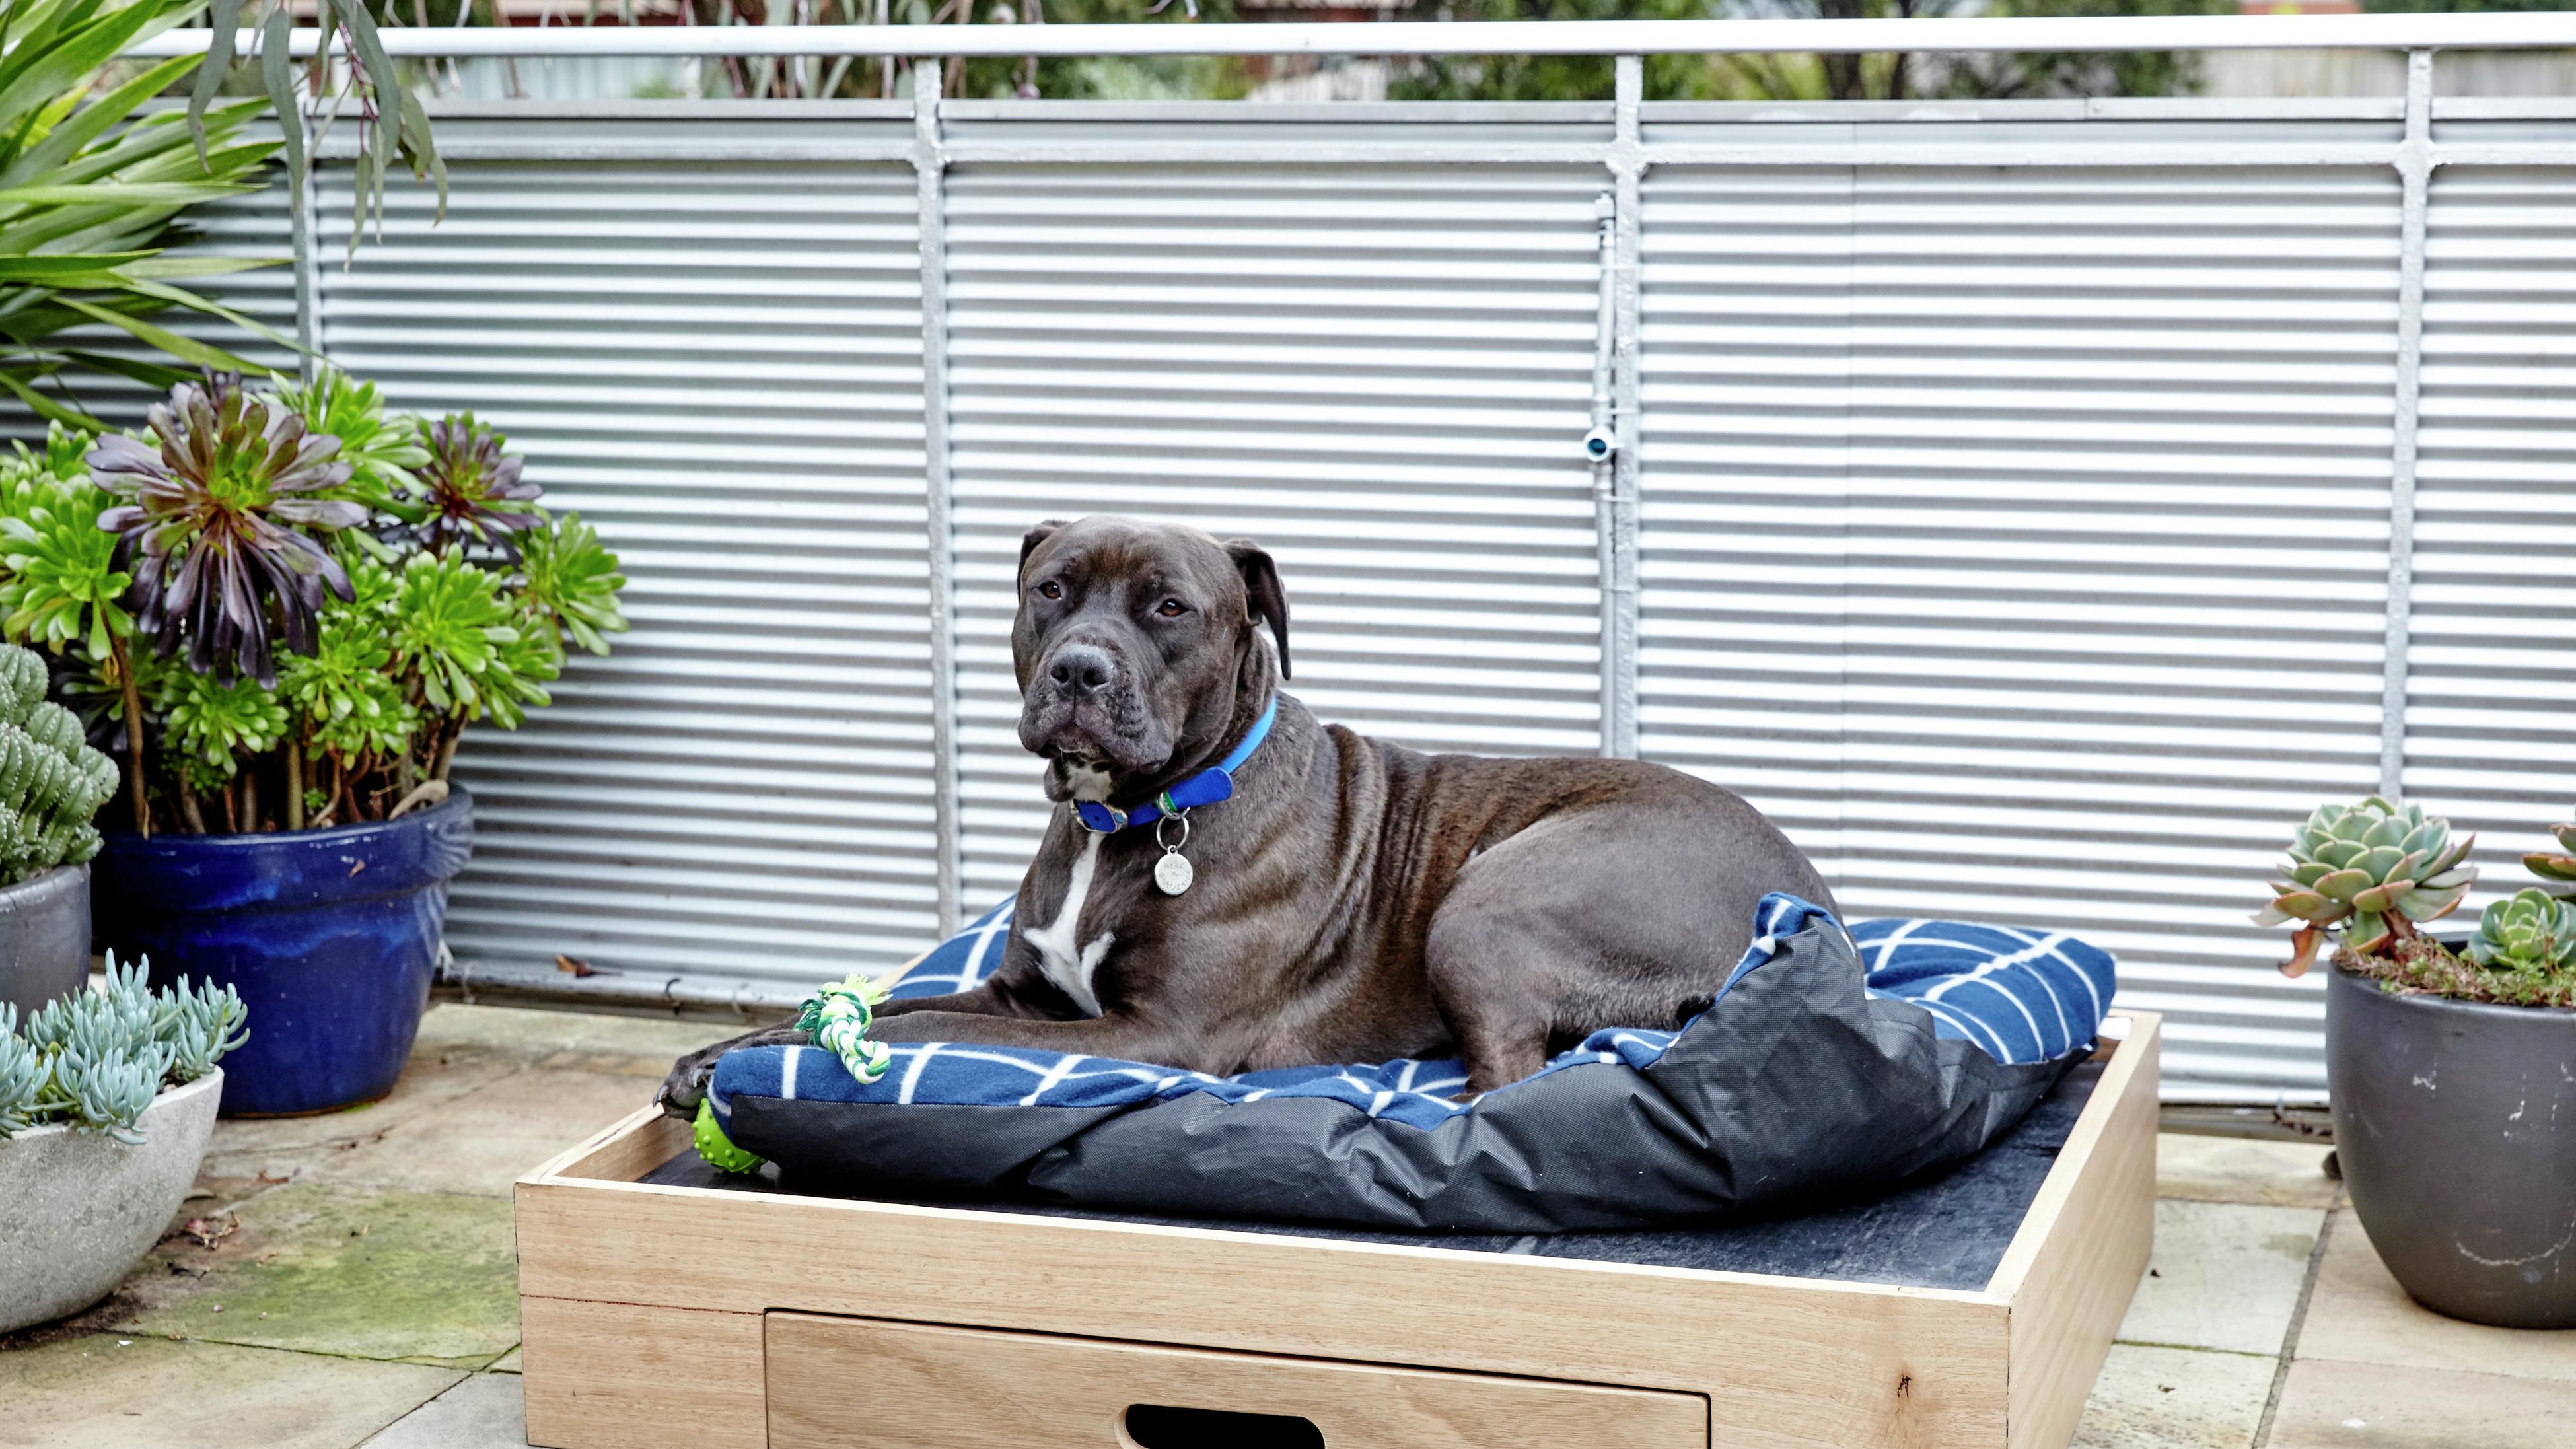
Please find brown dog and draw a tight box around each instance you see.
[661,516,1832,1112]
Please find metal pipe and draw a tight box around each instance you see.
[914,60,963,941]
[2381,48,2432,801]
[128,14,2576,61]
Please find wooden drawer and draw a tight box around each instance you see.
[765,1312,1709,1449]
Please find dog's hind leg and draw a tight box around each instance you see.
[1425,808,1756,1096]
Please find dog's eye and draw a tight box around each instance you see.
[1156,597,1188,618]
[1036,581,1062,600]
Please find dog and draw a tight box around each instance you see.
[660,515,1834,1113]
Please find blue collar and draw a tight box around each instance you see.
[1073,696,1277,834]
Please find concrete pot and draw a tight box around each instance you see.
[0,863,92,1024]
[2327,964,2576,1329]
[0,1069,222,1334]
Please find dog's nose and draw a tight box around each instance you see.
[1048,645,1115,699]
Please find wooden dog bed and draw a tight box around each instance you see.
[515,1011,2157,1449]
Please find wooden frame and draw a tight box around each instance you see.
[517,1012,2157,1449]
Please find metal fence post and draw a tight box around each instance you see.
[1602,54,1645,760]
[915,61,963,939]
[2382,48,2432,800]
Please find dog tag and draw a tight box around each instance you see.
[1154,850,1194,896]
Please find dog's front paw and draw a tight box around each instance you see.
[655,1024,808,1118]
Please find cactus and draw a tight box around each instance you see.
[2524,810,2576,884]
[2256,795,2478,977]
[0,641,118,884]
[2464,888,2576,977]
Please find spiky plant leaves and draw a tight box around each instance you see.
[3,951,242,1143]
[517,512,627,657]
[0,641,116,881]
[91,373,365,685]
[414,414,540,560]
[2259,795,2477,974]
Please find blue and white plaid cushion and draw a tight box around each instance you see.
[710,894,2116,1134]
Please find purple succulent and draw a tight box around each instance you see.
[416,413,540,559]
[92,374,365,686]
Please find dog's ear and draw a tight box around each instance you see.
[1018,520,1068,579]
[1225,538,1290,680]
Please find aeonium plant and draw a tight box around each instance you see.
[0,369,629,837]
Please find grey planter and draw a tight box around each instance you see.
[2327,964,2576,1329]
[0,863,90,1024]
[0,1069,222,1334]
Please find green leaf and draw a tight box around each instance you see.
[56,349,196,390]
[0,371,106,431]
[112,255,281,281]
[190,0,247,172]
[0,181,252,207]
[55,297,262,374]
[257,6,304,186]
[2314,868,2371,903]
[114,275,305,356]
[0,54,198,190]
[0,252,151,281]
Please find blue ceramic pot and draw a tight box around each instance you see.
[92,792,474,1117]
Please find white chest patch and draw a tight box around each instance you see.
[1063,760,1115,803]
[1022,828,1115,1017]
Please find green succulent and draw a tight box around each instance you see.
[0,428,133,660]
[477,608,561,732]
[2464,888,2576,977]
[276,366,430,518]
[2524,809,2576,884]
[151,660,289,784]
[392,551,519,717]
[517,512,628,658]
[6,955,246,1144]
[2256,795,2477,975]
[0,643,118,882]
[279,553,416,760]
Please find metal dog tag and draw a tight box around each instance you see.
[1154,850,1194,896]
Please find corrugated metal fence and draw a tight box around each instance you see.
[18,69,2575,1104]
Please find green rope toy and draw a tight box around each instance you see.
[694,973,896,1174]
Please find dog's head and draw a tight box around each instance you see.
[1012,516,1290,804]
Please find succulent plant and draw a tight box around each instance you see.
[275,367,429,518]
[413,414,540,560]
[2524,809,2576,884]
[2464,888,2576,977]
[517,512,628,658]
[2256,795,2477,977]
[0,643,117,884]
[7,956,246,1145]
[90,373,365,686]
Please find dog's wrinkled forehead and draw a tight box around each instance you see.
[1019,518,1236,616]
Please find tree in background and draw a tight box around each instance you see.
[1390,0,2238,102]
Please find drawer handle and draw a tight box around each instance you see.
[1121,1404,1326,1448]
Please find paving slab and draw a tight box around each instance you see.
[2268,1358,2576,1448]
[2114,1199,2324,1356]
[2154,1133,2338,1209]
[122,1180,518,1370]
[195,1037,525,1187]
[415,1003,737,1069]
[2068,1343,2273,1449]
[361,1370,529,1449]
[2296,1208,2576,1382]
[0,1333,458,1449]
[317,1066,660,1199]
[486,1347,522,1374]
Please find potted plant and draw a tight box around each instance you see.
[0,956,246,1333]
[0,370,627,1116]
[0,631,121,1019]
[2258,794,2576,1329]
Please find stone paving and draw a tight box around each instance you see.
[3,1001,2571,1446]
